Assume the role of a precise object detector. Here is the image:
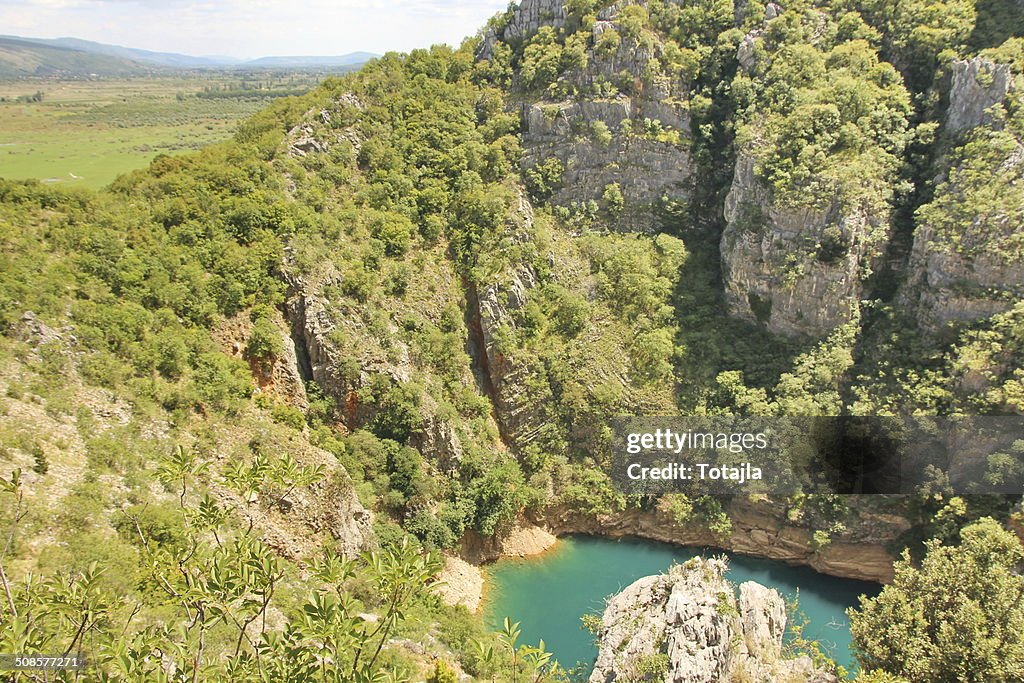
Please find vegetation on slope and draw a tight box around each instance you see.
[0,0,1022,680]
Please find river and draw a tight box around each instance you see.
[483,534,879,674]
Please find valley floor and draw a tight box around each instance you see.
[0,74,317,188]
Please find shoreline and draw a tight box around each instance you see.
[440,495,902,614]
[476,533,566,618]
[538,498,904,583]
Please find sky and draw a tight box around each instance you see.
[0,0,512,59]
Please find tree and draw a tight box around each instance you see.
[854,0,975,89]
[524,157,564,202]
[849,518,1024,682]
[246,309,284,371]
[521,27,564,90]
[370,210,415,257]
[596,27,622,56]
[618,4,649,41]
[602,182,625,217]
[427,660,457,683]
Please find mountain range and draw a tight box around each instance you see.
[0,34,377,77]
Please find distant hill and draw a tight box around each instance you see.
[0,37,155,78]
[0,35,377,76]
[6,36,242,68]
[243,52,378,68]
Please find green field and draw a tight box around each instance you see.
[0,75,319,188]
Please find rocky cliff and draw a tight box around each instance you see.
[487,0,694,231]
[589,558,837,683]
[283,242,479,468]
[720,152,885,338]
[473,189,546,448]
[718,6,905,339]
[945,57,1014,135]
[900,56,1024,333]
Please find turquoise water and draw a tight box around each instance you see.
[484,535,878,673]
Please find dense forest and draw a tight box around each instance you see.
[0,0,1023,680]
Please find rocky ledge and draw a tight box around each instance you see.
[589,558,838,683]
[541,496,907,583]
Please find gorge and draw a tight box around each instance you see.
[483,535,878,674]
[1,0,1023,680]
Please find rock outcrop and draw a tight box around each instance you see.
[460,521,558,564]
[900,56,1024,333]
[945,57,1013,135]
[472,188,552,449]
[508,3,694,231]
[285,265,468,467]
[285,93,365,160]
[900,219,1024,333]
[214,310,309,410]
[720,152,886,338]
[589,558,838,683]
[504,0,567,42]
[204,422,373,558]
[284,267,400,419]
[521,99,692,231]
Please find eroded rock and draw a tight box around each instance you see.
[720,153,885,338]
[512,5,694,231]
[900,57,1024,333]
[589,558,838,683]
[946,57,1013,136]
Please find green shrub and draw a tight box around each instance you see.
[426,660,457,683]
[602,182,625,217]
[189,352,253,413]
[270,403,306,430]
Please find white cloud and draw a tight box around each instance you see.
[0,0,510,57]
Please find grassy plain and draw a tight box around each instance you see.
[0,74,319,188]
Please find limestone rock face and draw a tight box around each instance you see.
[720,153,885,338]
[213,310,309,410]
[504,0,568,42]
[211,436,372,558]
[900,221,1024,332]
[513,5,693,231]
[284,267,465,467]
[542,495,906,583]
[521,104,693,231]
[285,93,365,160]
[589,558,838,683]
[946,58,1013,135]
[900,57,1024,332]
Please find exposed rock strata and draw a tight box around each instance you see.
[504,0,567,42]
[210,434,372,557]
[460,522,558,564]
[285,93,365,159]
[474,190,551,449]
[901,220,1024,333]
[521,104,692,231]
[284,267,465,465]
[540,497,905,582]
[213,310,309,410]
[589,558,838,683]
